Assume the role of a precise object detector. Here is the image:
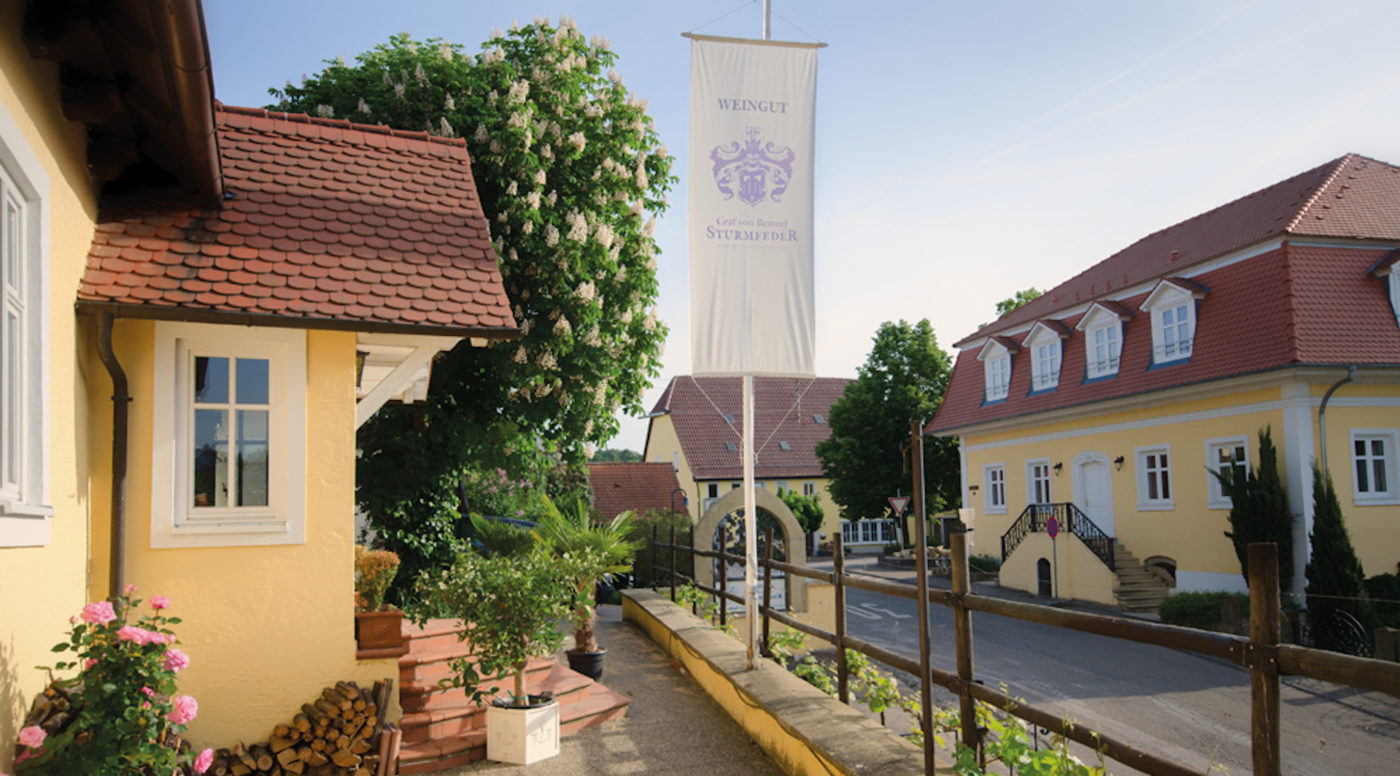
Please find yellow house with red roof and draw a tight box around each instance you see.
[930,154,1400,613]
[1,0,517,763]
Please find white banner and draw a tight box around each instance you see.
[689,36,818,377]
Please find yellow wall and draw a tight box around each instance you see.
[85,322,399,748]
[1000,533,1119,606]
[0,13,100,766]
[1314,400,1400,577]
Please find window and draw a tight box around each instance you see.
[725,441,737,452]
[1350,429,1399,503]
[1136,445,1173,510]
[707,483,720,499]
[841,518,895,545]
[1087,321,1121,378]
[984,464,1006,513]
[778,441,791,451]
[813,414,825,424]
[0,104,52,547]
[775,480,789,492]
[802,481,816,497]
[151,322,306,548]
[1025,324,1064,392]
[1028,459,1052,504]
[984,353,1010,401]
[1142,282,1201,366]
[1158,303,1192,361]
[1388,271,1400,327]
[1206,437,1249,508]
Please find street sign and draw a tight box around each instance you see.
[888,496,910,516]
[1046,516,1059,539]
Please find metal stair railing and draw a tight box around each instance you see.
[1000,502,1115,571]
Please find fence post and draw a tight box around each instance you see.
[834,533,849,705]
[651,523,658,588]
[911,422,936,776]
[688,526,696,615]
[1248,542,1282,776]
[719,527,728,629]
[762,527,774,656]
[951,530,978,756]
[669,524,677,603]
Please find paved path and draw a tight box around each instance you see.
[442,604,784,776]
[826,555,1400,776]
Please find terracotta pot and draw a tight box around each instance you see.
[354,608,403,650]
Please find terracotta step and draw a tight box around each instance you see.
[402,619,470,653]
[399,664,593,743]
[400,658,556,714]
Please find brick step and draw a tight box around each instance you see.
[402,619,470,653]
[400,657,558,714]
[399,642,483,685]
[397,663,630,774]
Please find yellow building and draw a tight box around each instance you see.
[643,376,864,545]
[0,1,516,764]
[930,154,1400,613]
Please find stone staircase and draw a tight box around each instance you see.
[395,619,630,774]
[1110,540,1171,614]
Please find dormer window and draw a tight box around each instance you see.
[1024,321,1068,393]
[977,337,1016,403]
[1075,301,1130,380]
[1141,278,1207,366]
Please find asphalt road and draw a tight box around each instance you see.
[821,557,1400,776]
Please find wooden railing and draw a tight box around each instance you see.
[1001,502,1115,570]
[653,527,1400,776]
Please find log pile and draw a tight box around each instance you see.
[205,679,394,776]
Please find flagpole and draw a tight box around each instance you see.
[762,0,772,40]
[743,374,758,668]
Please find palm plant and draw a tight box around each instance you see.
[535,498,640,654]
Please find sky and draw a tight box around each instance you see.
[203,0,1400,454]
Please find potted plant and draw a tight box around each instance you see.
[420,547,580,764]
[536,499,639,680]
[354,544,404,651]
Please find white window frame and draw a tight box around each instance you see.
[1388,271,1400,328]
[1142,283,1199,366]
[979,340,1012,402]
[1205,436,1250,509]
[984,464,1006,514]
[1086,320,1121,379]
[1024,325,1063,392]
[1136,445,1174,510]
[1027,458,1053,505]
[0,99,53,547]
[1350,428,1400,505]
[801,481,816,497]
[151,322,307,548]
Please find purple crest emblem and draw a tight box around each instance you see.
[710,127,795,207]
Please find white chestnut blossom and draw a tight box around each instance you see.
[544,223,560,247]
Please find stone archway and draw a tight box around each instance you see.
[694,487,808,612]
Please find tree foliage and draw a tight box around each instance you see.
[778,486,825,535]
[269,21,675,591]
[1304,463,1369,649]
[1213,426,1293,590]
[592,448,642,462]
[815,320,958,523]
[995,287,1042,318]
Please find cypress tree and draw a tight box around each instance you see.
[1216,427,1293,589]
[1304,463,1368,650]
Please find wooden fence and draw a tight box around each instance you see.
[652,524,1400,776]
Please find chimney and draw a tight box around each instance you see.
[1170,250,1180,262]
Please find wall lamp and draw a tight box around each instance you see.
[1052,462,1063,476]
[968,484,980,493]
[1114,456,1125,471]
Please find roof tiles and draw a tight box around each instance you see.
[587,463,685,519]
[77,106,517,336]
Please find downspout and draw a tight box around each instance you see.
[96,311,130,598]
[1318,365,1357,475]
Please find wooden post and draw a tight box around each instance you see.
[1248,542,1281,776]
[951,531,977,756]
[762,527,774,656]
[688,526,696,615]
[834,533,849,704]
[651,523,658,588]
[669,524,677,603]
[719,527,728,628]
[911,421,936,776]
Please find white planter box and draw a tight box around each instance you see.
[486,698,561,764]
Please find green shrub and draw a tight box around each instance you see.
[1365,572,1400,629]
[628,508,694,588]
[1158,591,1248,630]
[969,554,1002,573]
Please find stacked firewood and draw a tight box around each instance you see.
[205,679,393,776]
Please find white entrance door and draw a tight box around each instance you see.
[1078,459,1114,536]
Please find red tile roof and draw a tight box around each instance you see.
[930,153,1400,435]
[649,376,851,480]
[587,463,684,519]
[77,105,517,337]
[956,154,1400,348]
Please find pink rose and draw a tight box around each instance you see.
[150,595,170,610]
[194,748,214,774]
[18,725,46,748]
[124,582,137,595]
[85,658,97,669]
[141,686,155,697]
[163,648,190,673]
[80,601,116,625]
[117,625,145,643]
[169,694,198,725]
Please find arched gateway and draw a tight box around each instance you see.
[693,486,808,612]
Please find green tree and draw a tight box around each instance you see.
[271,22,675,592]
[815,320,958,532]
[1304,463,1369,651]
[778,486,825,536]
[1212,426,1293,589]
[995,287,1042,318]
[593,448,642,462]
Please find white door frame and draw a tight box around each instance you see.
[1071,450,1115,536]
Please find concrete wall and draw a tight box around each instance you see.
[0,13,100,766]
